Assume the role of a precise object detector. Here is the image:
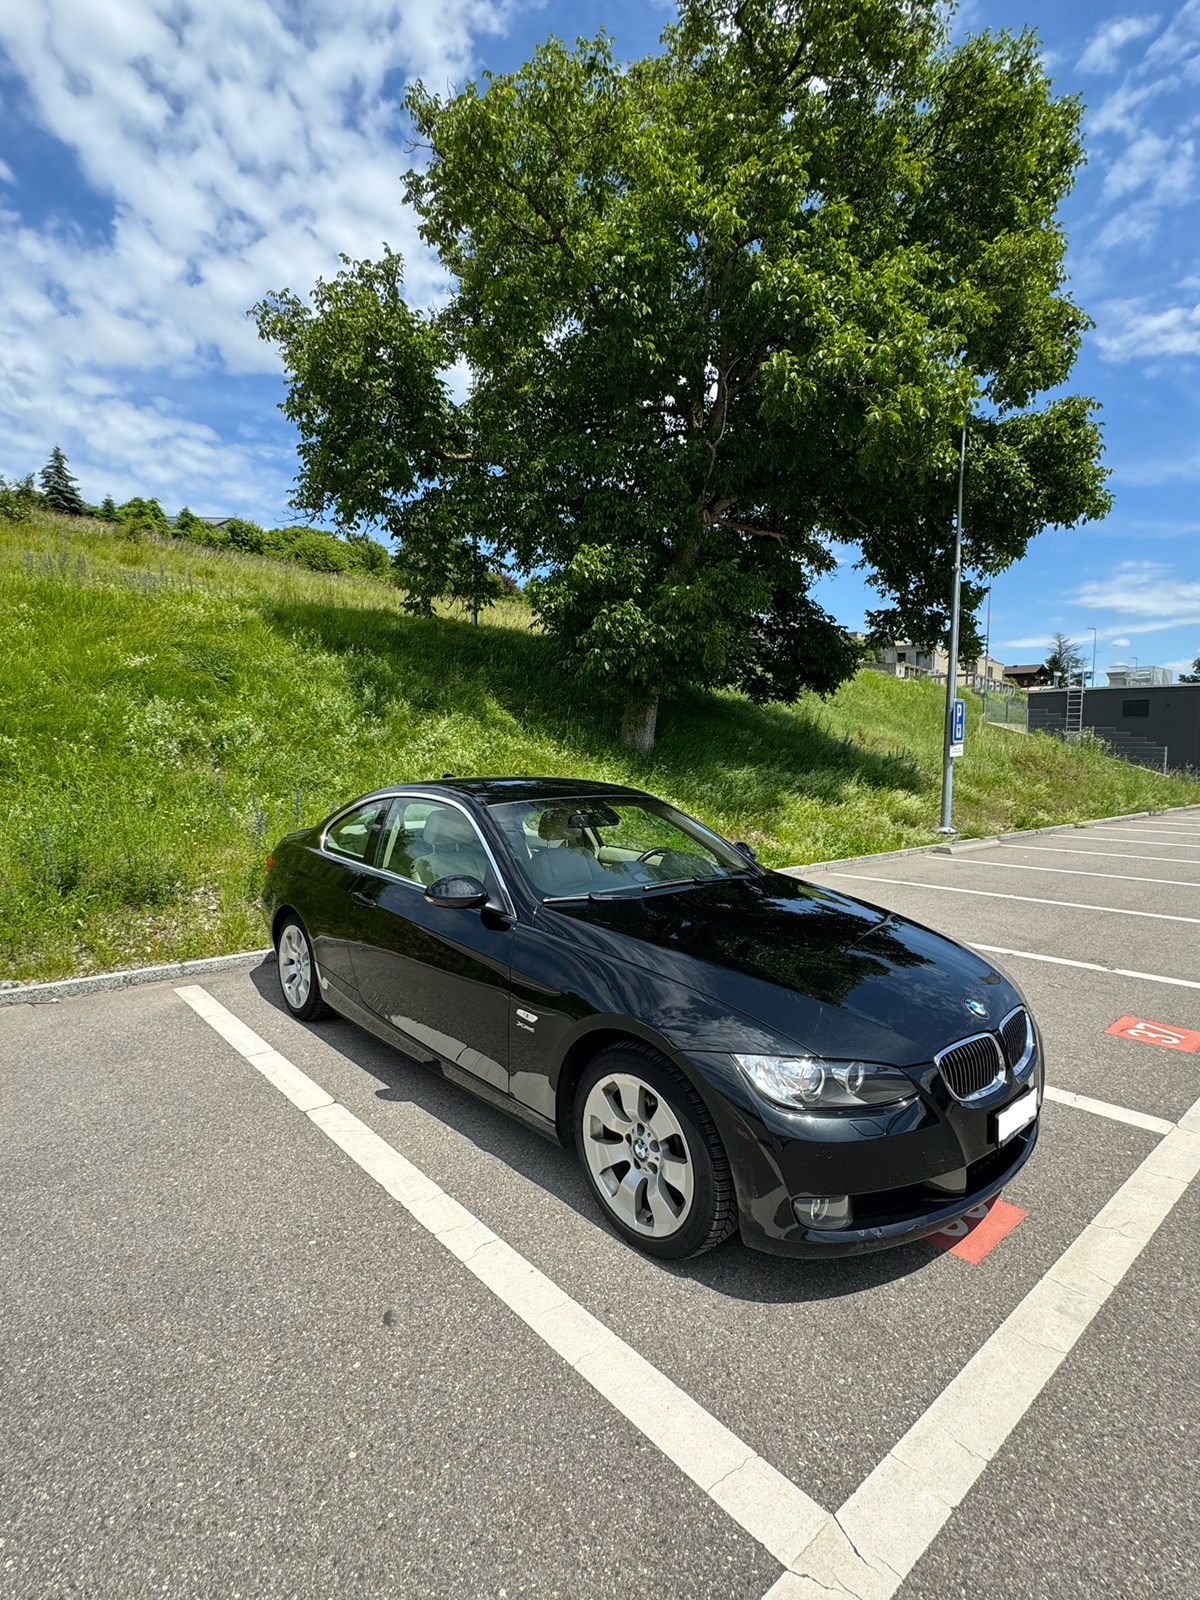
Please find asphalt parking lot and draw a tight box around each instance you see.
[2,807,1199,1600]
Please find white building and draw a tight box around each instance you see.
[1106,664,1174,687]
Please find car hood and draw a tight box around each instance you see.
[545,872,1022,1066]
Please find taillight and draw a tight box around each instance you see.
[266,852,274,871]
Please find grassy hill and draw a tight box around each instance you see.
[4,511,1198,984]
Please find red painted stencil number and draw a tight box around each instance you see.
[931,1198,1027,1265]
[1106,1016,1200,1054]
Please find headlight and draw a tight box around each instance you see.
[733,1054,916,1111]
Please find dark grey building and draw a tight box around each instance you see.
[1028,683,1200,773]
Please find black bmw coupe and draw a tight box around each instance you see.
[263,778,1042,1260]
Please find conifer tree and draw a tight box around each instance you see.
[39,446,86,516]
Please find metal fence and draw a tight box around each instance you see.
[982,695,1028,728]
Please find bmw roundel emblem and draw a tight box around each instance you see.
[966,999,988,1018]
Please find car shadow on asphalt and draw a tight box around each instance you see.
[249,967,944,1306]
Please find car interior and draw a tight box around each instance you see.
[494,802,732,899]
[333,795,739,902]
[379,802,492,887]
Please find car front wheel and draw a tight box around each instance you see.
[275,915,330,1021]
[574,1043,737,1259]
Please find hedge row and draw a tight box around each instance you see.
[148,503,390,577]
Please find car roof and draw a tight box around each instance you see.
[319,777,656,828]
[436,777,653,806]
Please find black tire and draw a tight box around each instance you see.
[274,914,330,1021]
[574,1041,738,1260]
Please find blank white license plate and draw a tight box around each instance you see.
[993,1088,1038,1145]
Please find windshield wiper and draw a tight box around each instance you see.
[541,888,631,905]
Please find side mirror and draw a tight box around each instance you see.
[734,842,759,864]
[425,874,488,909]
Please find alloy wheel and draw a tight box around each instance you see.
[580,1071,695,1238]
[278,923,311,1010]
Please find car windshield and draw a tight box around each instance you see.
[489,797,753,900]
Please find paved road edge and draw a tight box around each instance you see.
[0,948,271,1008]
[784,803,1200,878]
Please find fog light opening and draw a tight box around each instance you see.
[793,1193,852,1229]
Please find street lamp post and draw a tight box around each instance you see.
[1087,626,1097,688]
[938,422,968,835]
[980,586,993,722]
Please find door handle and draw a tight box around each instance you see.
[350,889,376,907]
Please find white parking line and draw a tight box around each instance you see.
[1003,844,1200,868]
[1086,831,1200,848]
[177,983,1200,1600]
[765,1087,1200,1600]
[174,985,828,1570]
[970,943,1200,992]
[826,873,1200,925]
[1042,1085,1176,1137]
[948,857,1200,889]
[1102,822,1200,835]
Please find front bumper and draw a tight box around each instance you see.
[686,1043,1044,1258]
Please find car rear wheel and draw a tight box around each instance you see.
[574,1043,737,1259]
[275,916,329,1021]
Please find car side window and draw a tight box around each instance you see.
[324,800,389,863]
[378,798,497,893]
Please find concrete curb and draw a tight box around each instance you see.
[0,948,271,1008]
[784,803,1200,878]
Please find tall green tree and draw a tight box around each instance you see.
[1046,631,1085,684]
[0,474,42,523]
[117,497,169,539]
[1179,656,1200,684]
[39,446,86,516]
[173,505,204,537]
[253,0,1110,751]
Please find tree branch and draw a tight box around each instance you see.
[714,518,787,542]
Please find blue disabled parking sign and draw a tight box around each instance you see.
[950,697,966,757]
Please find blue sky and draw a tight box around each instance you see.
[1,0,1197,678]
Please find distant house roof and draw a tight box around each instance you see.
[1004,664,1048,675]
[166,514,233,527]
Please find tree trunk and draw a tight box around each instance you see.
[621,694,659,754]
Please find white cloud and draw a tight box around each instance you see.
[1072,561,1200,633]
[1089,79,1166,137]
[1115,446,1200,484]
[1078,15,1161,75]
[1102,130,1166,199]
[1099,128,1196,210]
[1094,296,1200,358]
[1082,8,1200,258]
[0,0,524,516]
[1093,203,1161,250]
[1111,636,1132,646]
[1144,0,1200,70]
[995,636,1063,652]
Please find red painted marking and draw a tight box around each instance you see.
[931,1198,1027,1264]
[1106,1016,1200,1054]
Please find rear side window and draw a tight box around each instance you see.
[324,800,389,863]
[378,798,495,891]
[1123,698,1150,717]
